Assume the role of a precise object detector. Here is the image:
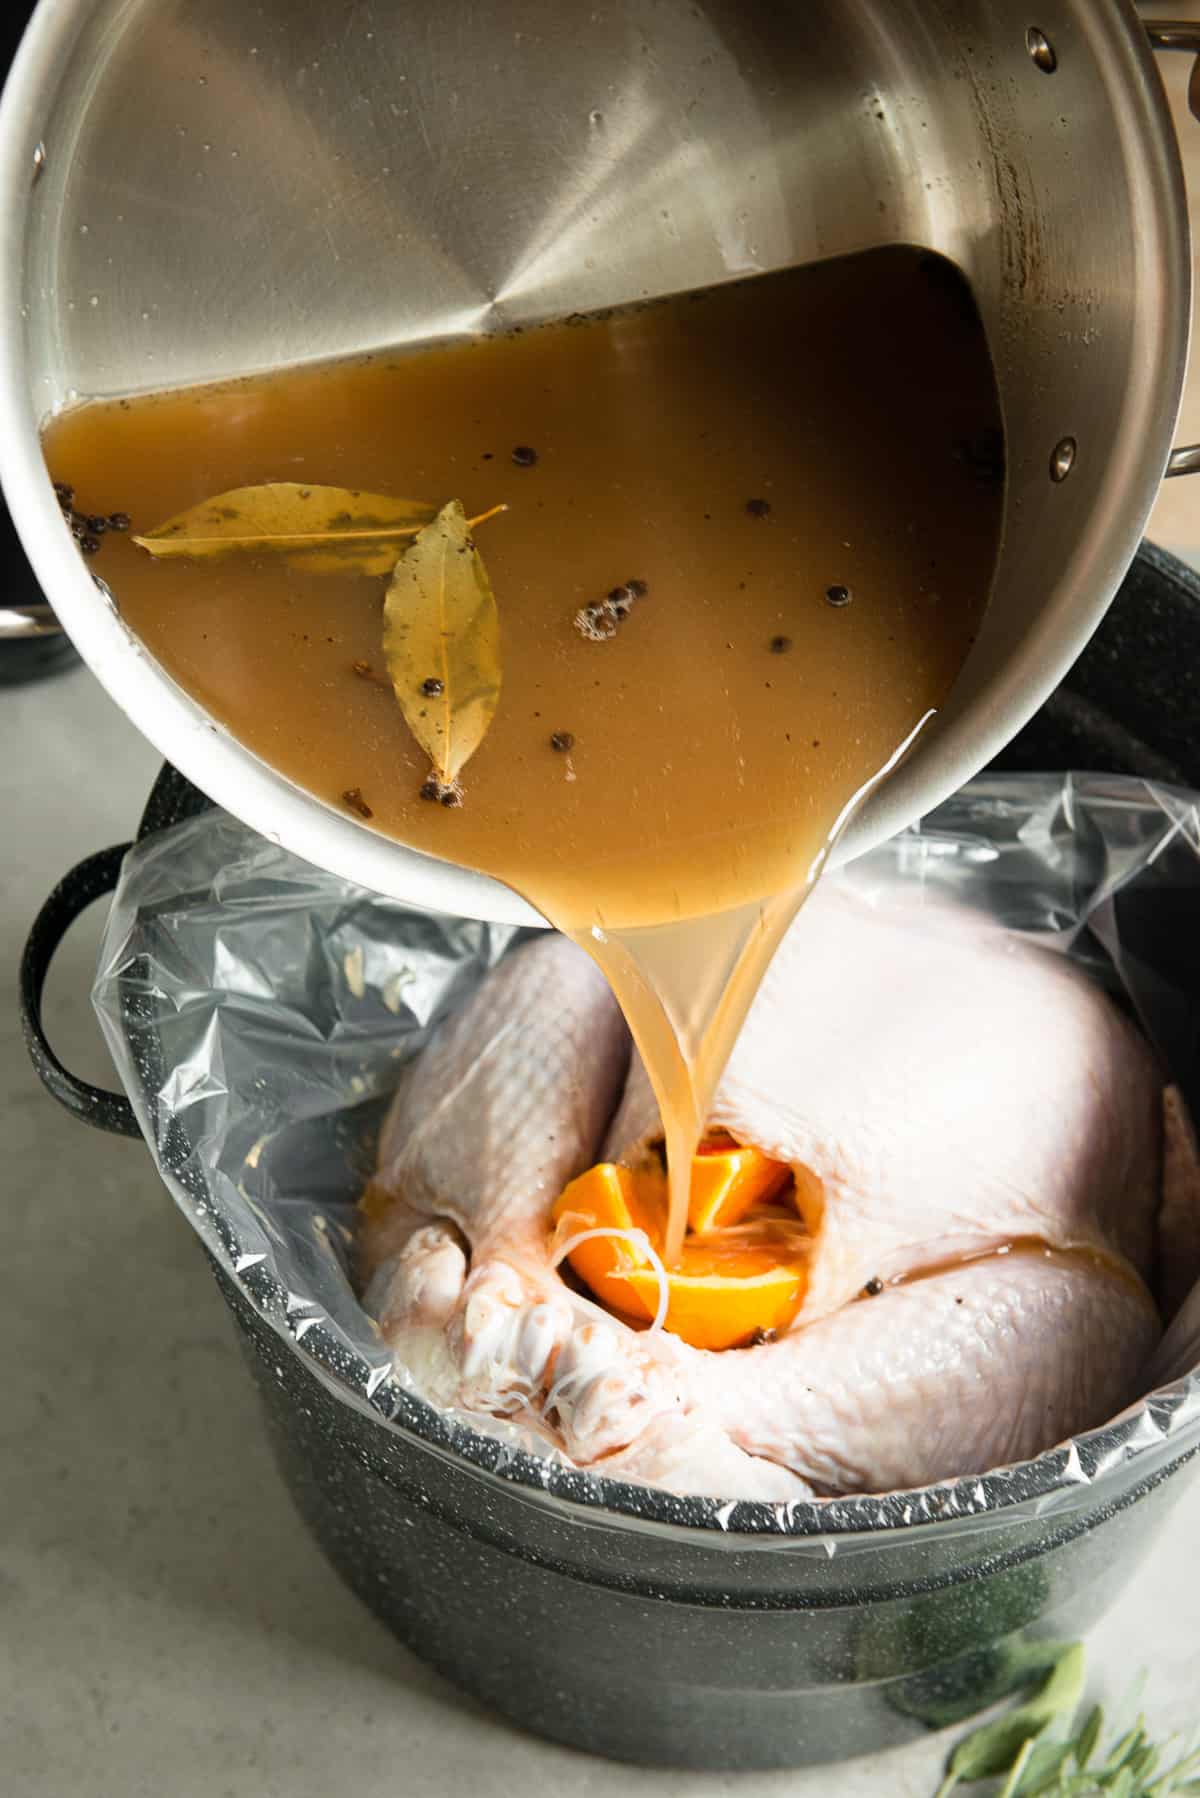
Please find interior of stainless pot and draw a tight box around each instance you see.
[0,0,1188,884]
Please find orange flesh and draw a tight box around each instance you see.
[552,1150,807,1350]
[688,1142,792,1233]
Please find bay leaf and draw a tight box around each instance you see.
[133,483,502,576]
[382,499,501,787]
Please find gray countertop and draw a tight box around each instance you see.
[2,665,1200,1798]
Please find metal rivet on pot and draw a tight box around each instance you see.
[31,141,46,183]
[1050,436,1076,482]
[1026,27,1057,72]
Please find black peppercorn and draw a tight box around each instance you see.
[421,676,445,697]
[825,584,852,607]
[511,445,538,467]
[419,779,441,803]
[626,577,648,598]
[746,497,771,517]
[769,635,792,654]
[80,534,101,555]
[85,515,108,535]
[863,1276,884,1297]
[107,512,131,531]
[342,787,373,820]
[550,730,575,752]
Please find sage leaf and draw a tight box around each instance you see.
[134,482,503,575]
[1076,1707,1104,1769]
[382,498,502,786]
[1150,1744,1200,1794]
[941,1644,1085,1786]
[998,1738,1037,1798]
[1103,1725,1147,1777]
[1011,1739,1074,1794]
[1131,1743,1159,1780]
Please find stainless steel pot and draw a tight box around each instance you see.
[0,0,1198,923]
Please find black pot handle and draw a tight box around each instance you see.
[19,843,140,1137]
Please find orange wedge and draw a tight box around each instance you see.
[622,1229,808,1350]
[551,1164,666,1325]
[689,1140,792,1233]
[552,1157,808,1351]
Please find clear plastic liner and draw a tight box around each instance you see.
[93,773,1200,1539]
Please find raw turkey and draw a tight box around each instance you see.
[361,882,1178,1500]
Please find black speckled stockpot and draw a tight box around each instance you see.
[19,545,1200,1769]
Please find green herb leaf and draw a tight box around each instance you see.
[998,1738,1037,1798]
[1103,1724,1148,1778]
[1076,1708,1105,1770]
[382,498,502,787]
[1012,1739,1075,1794]
[133,482,504,575]
[940,1644,1085,1786]
[1132,1744,1162,1786]
[1149,1742,1200,1794]
[891,1636,1075,1733]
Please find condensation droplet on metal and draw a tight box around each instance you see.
[1050,436,1076,482]
[1026,26,1057,73]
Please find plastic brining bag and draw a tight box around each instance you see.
[92,772,1200,1534]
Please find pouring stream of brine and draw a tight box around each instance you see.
[42,246,1004,1270]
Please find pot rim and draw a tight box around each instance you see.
[0,0,1191,928]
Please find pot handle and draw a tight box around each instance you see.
[18,843,140,1137]
[1147,20,1200,475]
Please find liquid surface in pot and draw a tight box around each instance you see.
[43,245,1004,1265]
